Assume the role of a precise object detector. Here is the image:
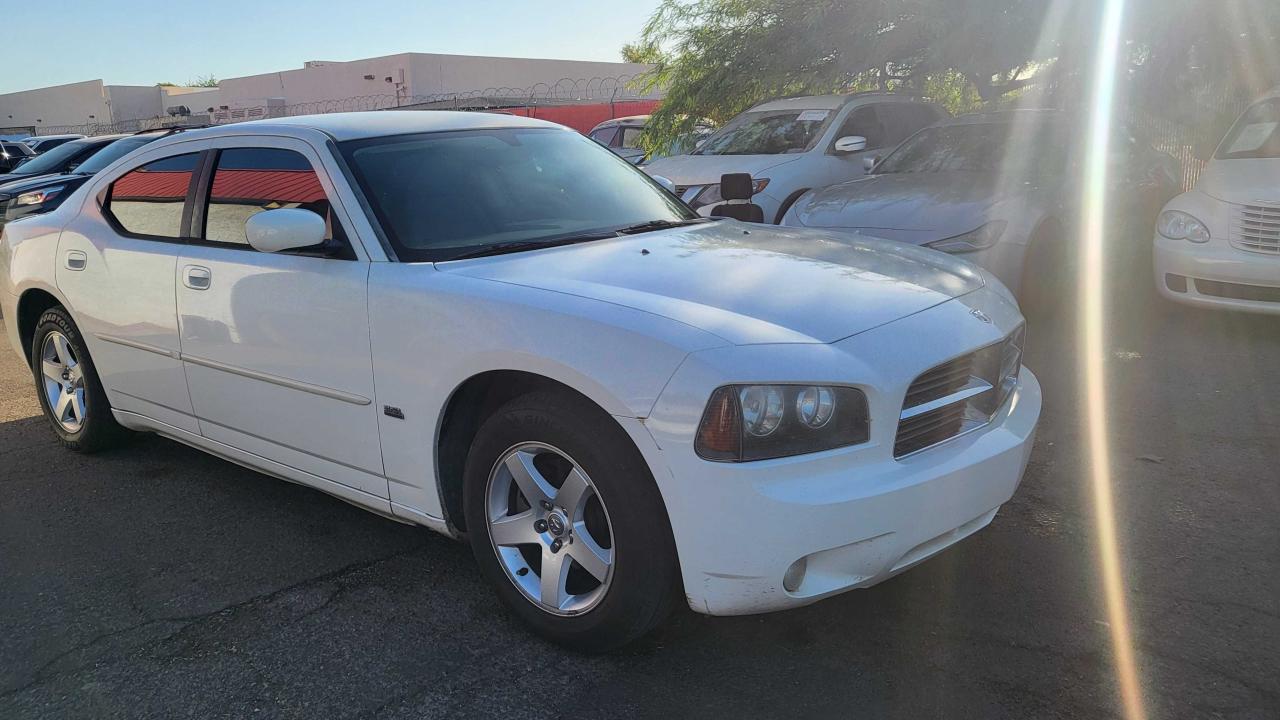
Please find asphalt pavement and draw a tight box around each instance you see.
[1,242,1277,719]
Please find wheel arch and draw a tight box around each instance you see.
[774,187,812,224]
[15,285,70,367]
[433,368,662,536]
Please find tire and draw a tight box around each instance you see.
[30,307,129,452]
[462,389,679,652]
[1017,220,1071,319]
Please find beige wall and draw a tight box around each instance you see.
[0,80,112,129]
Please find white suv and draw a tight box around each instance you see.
[1155,90,1280,313]
[2,111,1037,650]
[644,92,948,223]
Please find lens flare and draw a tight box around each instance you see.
[1081,1,1148,719]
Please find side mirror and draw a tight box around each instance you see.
[245,208,326,253]
[651,175,677,194]
[834,136,868,154]
[863,155,881,174]
[64,162,79,173]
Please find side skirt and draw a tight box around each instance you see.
[112,409,455,537]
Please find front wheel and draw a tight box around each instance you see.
[462,390,679,652]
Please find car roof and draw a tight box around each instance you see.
[749,92,925,112]
[938,109,1065,126]
[153,111,565,145]
[593,115,649,130]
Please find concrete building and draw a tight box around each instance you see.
[1,52,657,136]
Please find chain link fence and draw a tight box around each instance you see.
[13,75,657,138]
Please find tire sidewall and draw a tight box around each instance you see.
[30,308,115,450]
[462,392,678,651]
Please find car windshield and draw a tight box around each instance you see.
[74,136,159,175]
[8,139,92,175]
[695,108,835,155]
[1215,98,1280,160]
[875,121,1067,177]
[340,127,695,261]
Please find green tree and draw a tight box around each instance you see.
[187,74,219,88]
[621,41,665,64]
[631,0,1280,150]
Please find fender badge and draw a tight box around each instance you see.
[970,308,992,324]
[383,406,405,420]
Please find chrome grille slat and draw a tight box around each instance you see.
[894,325,1024,459]
[1230,202,1280,254]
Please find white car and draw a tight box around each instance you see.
[643,93,947,223]
[1155,90,1280,313]
[2,111,1040,650]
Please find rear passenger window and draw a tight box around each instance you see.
[106,153,199,239]
[589,127,618,146]
[203,148,340,249]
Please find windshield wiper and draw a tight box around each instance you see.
[444,233,619,261]
[615,218,708,235]
[445,219,708,261]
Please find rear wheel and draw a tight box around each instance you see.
[30,307,129,452]
[462,390,679,652]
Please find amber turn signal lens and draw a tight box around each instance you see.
[694,386,742,461]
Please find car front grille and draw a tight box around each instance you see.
[1230,202,1280,255]
[894,325,1025,458]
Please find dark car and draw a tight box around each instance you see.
[0,131,178,230]
[20,134,86,154]
[0,142,35,173]
[0,134,127,185]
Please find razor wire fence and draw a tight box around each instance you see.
[12,74,659,139]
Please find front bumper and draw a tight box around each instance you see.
[642,289,1041,615]
[1154,236,1280,315]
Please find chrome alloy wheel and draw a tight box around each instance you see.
[485,442,615,616]
[40,331,86,433]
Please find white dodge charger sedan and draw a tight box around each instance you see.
[1,112,1040,650]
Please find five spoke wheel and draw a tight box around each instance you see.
[40,330,86,433]
[486,442,615,615]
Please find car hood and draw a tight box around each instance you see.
[791,172,1045,240]
[438,221,984,345]
[642,153,804,186]
[0,172,79,195]
[1196,158,1280,204]
[0,172,42,188]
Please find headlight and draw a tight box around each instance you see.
[695,384,869,462]
[14,185,65,207]
[1157,210,1210,243]
[925,220,1007,253]
[690,178,770,209]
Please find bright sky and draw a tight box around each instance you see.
[0,0,663,95]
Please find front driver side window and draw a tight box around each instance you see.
[105,153,200,239]
[834,106,886,150]
[203,147,347,254]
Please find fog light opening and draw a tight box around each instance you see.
[782,557,808,593]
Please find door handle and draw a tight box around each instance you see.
[183,265,212,290]
[64,250,87,271]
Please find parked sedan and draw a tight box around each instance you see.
[644,93,948,223]
[20,134,86,154]
[587,115,712,165]
[0,141,35,173]
[1155,90,1280,314]
[0,130,176,230]
[782,110,1180,296]
[2,111,1039,651]
[0,134,125,185]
